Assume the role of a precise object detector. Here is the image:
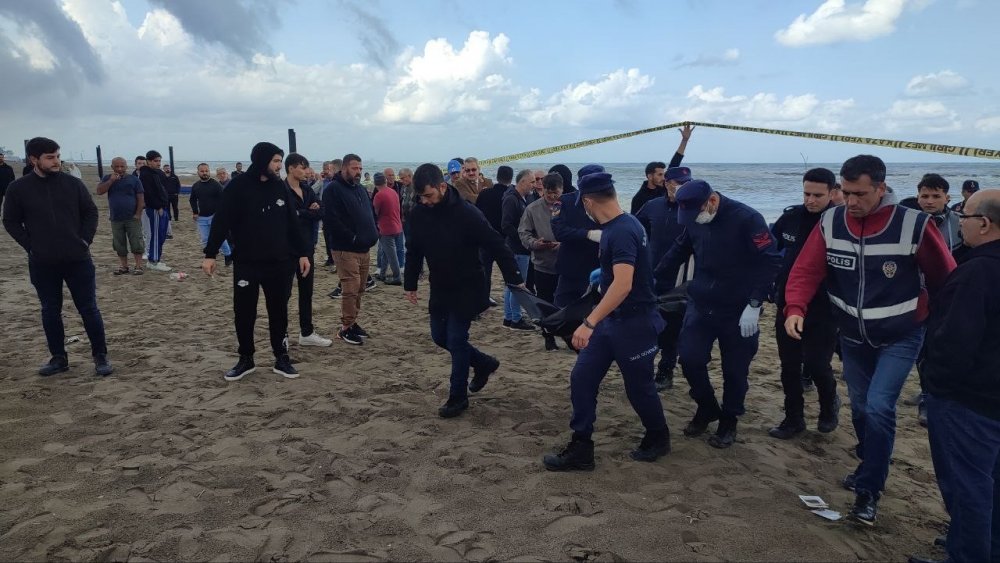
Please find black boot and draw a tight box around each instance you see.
[543,332,559,351]
[469,356,500,393]
[842,463,862,491]
[683,403,721,437]
[93,354,113,377]
[654,365,674,391]
[224,355,256,382]
[817,395,841,433]
[630,429,670,462]
[849,489,879,526]
[438,396,469,418]
[543,434,596,471]
[708,416,738,449]
[38,355,69,377]
[768,417,806,440]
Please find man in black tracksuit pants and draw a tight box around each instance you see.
[203,142,311,382]
[768,168,840,439]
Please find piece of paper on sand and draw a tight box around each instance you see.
[811,509,842,521]
[799,495,829,509]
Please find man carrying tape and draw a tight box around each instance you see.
[654,179,781,448]
[543,171,670,471]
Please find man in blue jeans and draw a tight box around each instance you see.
[784,155,956,526]
[500,169,536,331]
[190,163,232,266]
[2,137,112,377]
[915,188,1000,563]
[405,163,524,418]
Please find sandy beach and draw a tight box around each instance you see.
[0,165,948,561]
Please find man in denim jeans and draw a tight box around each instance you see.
[2,137,112,377]
[190,163,232,266]
[783,154,956,526]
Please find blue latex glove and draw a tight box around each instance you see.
[739,304,761,338]
[589,268,602,287]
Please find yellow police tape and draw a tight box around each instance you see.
[477,121,1000,167]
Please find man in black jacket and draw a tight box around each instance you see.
[768,168,840,440]
[2,137,112,377]
[475,164,512,304]
[500,170,536,331]
[628,124,693,215]
[405,163,524,418]
[162,164,182,223]
[203,142,311,382]
[0,152,15,210]
[323,153,379,345]
[919,189,1000,563]
[138,150,171,272]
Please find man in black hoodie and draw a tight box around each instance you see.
[323,153,379,346]
[2,137,112,377]
[138,150,171,272]
[203,142,311,382]
[405,163,524,418]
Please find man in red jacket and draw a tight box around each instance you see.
[783,154,956,527]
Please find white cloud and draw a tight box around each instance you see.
[775,0,908,47]
[377,31,514,124]
[137,9,190,48]
[675,48,741,68]
[905,70,969,96]
[0,19,57,71]
[518,68,654,127]
[974,116,1000,132]
[676,85,855,130]
[882,99,961,132]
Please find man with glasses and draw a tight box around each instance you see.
[783,154,956,527]
[453,157,492,204]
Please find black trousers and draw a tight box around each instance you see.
[533,270,558,303]
[168,194,180,221]
[656,310,684,375]
[233,259,294,357]
[292,255,315,335]
[774,310,838,420]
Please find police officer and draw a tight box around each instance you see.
[655,180,781,448]
[768,168,840,440]
[550,165,603,309]
[635,166,692,390]
[543,171,670,471]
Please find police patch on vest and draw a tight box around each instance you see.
[827,253,856,270]
[782,232,796,243]
[882,261,897,278]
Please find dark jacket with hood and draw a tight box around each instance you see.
[548,164,576,194]
[164,172,181,196]
[288,179,322,251]
[629,151,684,215]
[205,142,309,262]
[138,166,169,210]
[924,239,1000,420]
[2,170,99,264]
[501,186,530,255]
[322,171,379,253]
[405,186,523,320]
[475,182,507,233]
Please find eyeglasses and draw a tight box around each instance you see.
[463,168,478,173]
[957,212,987,220]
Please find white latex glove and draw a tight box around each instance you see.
[739,304,761,338]
[586,230,601,243]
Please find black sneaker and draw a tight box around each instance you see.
[351,323,370,339]
[708,416,738,449]
[38,355,69,377]
[224,355,256,382]
[818,395,841,433]
[503,319,512,328]
[768,417,806,440]
[801,376,815,392]
[374,272,385,281]
[338,327,363,346]
[683,405,721,437]
[385,278,402,286]
[469,356,500,393]
[507,319,535,331]
[654,367,674,391]
[842,468,859,491]
[543,333,559,351]
[94,354,113,377]
[273,354,299,379]
[438,396,469,418]
[328,287,343,299]
[630,430,670,462]
[543,436,596,471]
[224,255,234,267]
[488,297,498,307]
[365,276,377,290]
[849,490,879,526]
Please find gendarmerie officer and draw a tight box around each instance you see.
[655,180,781,448]
[550,164,604,308]
[543,171,670,471]
[768,168,840,440]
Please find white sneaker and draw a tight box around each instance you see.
[299,332,332,347]
[148,262,172,272]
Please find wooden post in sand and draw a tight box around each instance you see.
[288,129,297,153]
[96,145,104,179]
[168,146,175,175]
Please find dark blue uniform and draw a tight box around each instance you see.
[551,191,599,307]
[569,213,667,438]
[655,194,781,418]
[636,195,686,379]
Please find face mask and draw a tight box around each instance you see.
[695,210,716,224]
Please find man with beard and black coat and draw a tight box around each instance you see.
[203,142,311,382]
[405,163,524,418]
[629,124,694,215]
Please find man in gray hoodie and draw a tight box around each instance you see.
[519,172,564,350]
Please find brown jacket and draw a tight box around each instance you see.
[453,175,493,204]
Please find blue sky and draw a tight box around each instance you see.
[1,0,998,164]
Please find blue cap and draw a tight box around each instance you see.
[666,166,692,184]
[676,179,712,226]
[578,172,615,194]
[447,159,462,174]
[576,163,604,180]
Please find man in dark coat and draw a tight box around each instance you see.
[404,163,524,419]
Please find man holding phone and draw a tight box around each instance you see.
[96,157,145,275]
[519,172,564,350]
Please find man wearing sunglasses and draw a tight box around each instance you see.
[783,154,957,527]
[453,157,492,204]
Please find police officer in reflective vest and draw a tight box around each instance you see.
[768,167,841,440]
[543,171,670,471]
[784,154,956,527]
[655,180,781,449]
